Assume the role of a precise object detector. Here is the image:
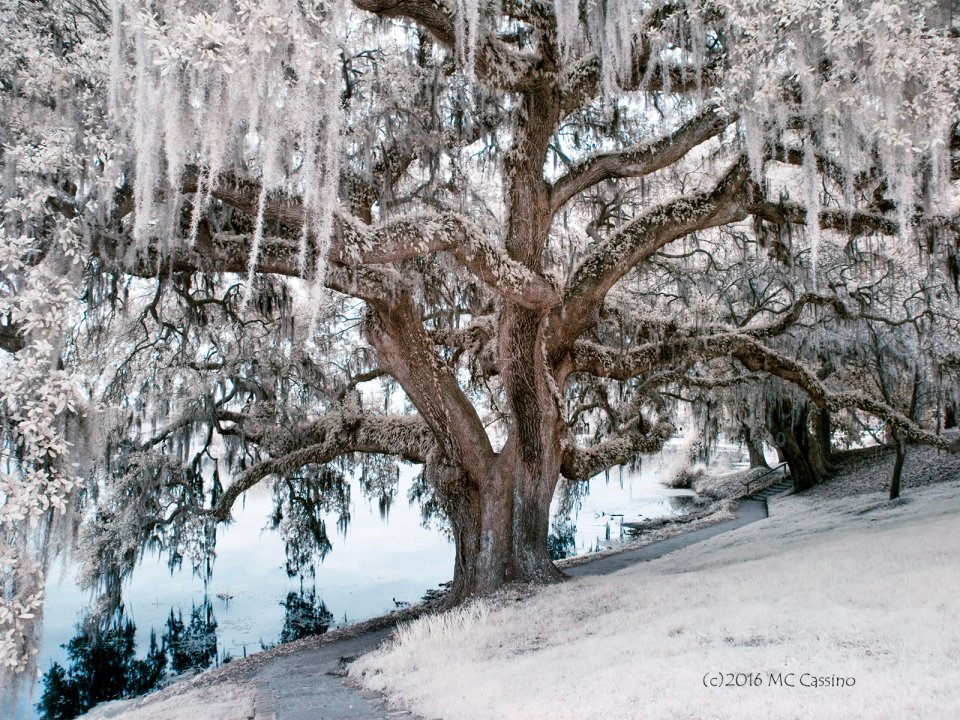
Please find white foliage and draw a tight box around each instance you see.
[0,1,98,687]
[557,0,958,257]
[710,0,959,235]
[0,226,83,683]
[1,0,958,694]
[119,0,345,287]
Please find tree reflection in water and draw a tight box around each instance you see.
[38,598,220,720]
[165,599,219,675]
[39,583,340,718]
[278,586,334,644]
[37,614,165,720]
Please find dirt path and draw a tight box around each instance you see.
[82,498,771,720]
[252,625,416,720]
[250,498,769,720]
[563,498,767,577]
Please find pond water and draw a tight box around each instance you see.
[18,439,748,718]
[550,445,726,556]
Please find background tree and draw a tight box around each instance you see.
[3,0,960,689]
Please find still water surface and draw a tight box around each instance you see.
[23,440,746,717]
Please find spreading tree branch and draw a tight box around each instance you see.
[351,0,545,91]
[550,105,735,215]
[749,199,901,237]
[560,419,674,480]
[182,170,560,309]
[364,288,497,480]
[570,293,850,381]
[555,155,752,352]
[732,338,960,451]
[212,412,435,521]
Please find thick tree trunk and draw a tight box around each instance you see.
[889,437,906,500]
[887,369,920,500]
[437,454,564,605]
[371,85,569,606]
[742,426,769,468]
[768,398,826,492]
[946,404,957,430]
[812,409,836,470]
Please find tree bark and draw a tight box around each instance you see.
[812,409,834,464]
[430,449,565,605]
[742,426,769,468]
[808,407,838,479]
[768,397,826,492]
[945,404,957,430]
[430,87,568,603]
[889,437,906,500]
[889,370,919,500]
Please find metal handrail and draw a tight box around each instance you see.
[743,461,789,496]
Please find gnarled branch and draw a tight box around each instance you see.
[352,0,545,92]
[732,338,960,452]
[212,411,435,521]
[556,155,752,352]
[550,105,735,215]
[364,289,497,480]
[560,419,674,481]
[184,169,560,309]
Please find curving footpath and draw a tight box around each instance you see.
[251,496,773,720]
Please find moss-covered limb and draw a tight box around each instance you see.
[339,212,560,309]
[748,198,901,237]
[564,272,860,384]
[560,419,674,481]
[749,196,960,247]
[210,411,434,522]
[242,411,433,463]
[427,315,495,349]
[569,292,877,382]
[571,339,674,381]
[351,0,456,45]
[742,292,851,339]
[769,144,883,195]
[568,305,821,383]
[549,104,736,216]
[92,228,306,280]
[556,3,723,115]
[567,304,827,382]
[351,0,545,92]
[634,366,765,397]
[571,330,759,382]
[732,337,960,452]
[555,155,751,354]
[572,323,958,459]
[428,316,498,375]
[558,50,723,117]
[93,222,401,305]
[185,164,561,307]
[95,208,556,309]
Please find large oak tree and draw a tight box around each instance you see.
[3,0,960,685]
